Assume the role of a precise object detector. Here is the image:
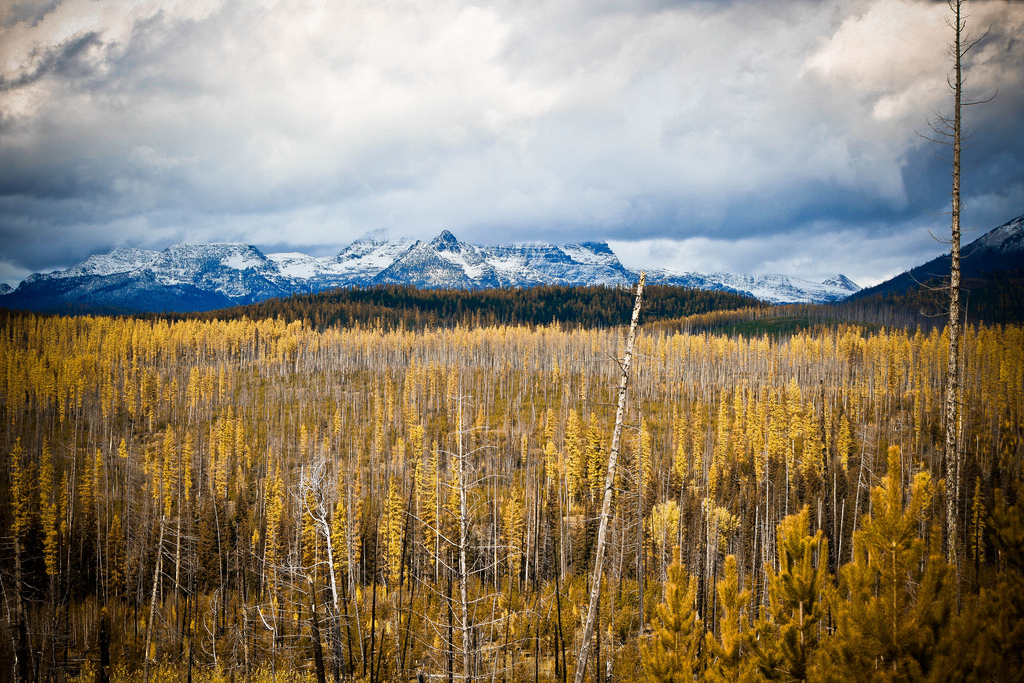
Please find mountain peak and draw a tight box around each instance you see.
[821,274,860,291]
[430,230,460,251]
[0,232,870,312]
[973,214,1024,254]
[577,241,614,254]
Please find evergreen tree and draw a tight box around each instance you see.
[705,554,759,683]
[753,506,830,682]
[640,547,704,683]
[829,446,956,681]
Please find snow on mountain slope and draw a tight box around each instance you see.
[0,230,862,312]
[55,248,160,278]
[970,214,1024,254]
[266,253,326,280]
[645,270,860,304]
[333,234,416,275]
[483,242,632,287]
[374,233,489,288]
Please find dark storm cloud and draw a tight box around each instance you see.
[0,0,1022,287]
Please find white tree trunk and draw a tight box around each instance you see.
[574,272,645,683]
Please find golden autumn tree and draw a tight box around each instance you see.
[566,409,586,504]
[503,486,524,583]
[382,476,405,585]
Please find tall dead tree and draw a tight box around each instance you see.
[574,272,645,683]
[943,0,965,566]
[933,0,988,563]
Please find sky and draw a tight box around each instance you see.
[1,0,1022,289]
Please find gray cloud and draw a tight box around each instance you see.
[0,0,1021,287]
[0,31,101,91]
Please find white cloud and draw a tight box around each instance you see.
[0,0,1022,286]
[610,218,950,288]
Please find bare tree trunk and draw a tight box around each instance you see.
[345,479,365,670]
[457,402,472,683]
[143,515,166,683]
[13,533,30,683]
[574,272,645,683]
[97,606,110,683]
[943,0,964,564]
[310,582,327,683]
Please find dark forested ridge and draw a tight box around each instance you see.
[1,307,1023,683]
[838,270,1024,326]
[153,283,763,329]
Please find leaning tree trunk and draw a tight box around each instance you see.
[574,272,645,683]
[143,516,166,683]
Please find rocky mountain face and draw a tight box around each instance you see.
[1,231,860,312]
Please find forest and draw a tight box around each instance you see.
[1,290,1023,683]
[158,283,762,331]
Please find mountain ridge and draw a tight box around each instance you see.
[1,232,860,313]
[850,214,1024,300]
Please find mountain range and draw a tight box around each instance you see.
[5,213,1023,315]
[0,231,863,312]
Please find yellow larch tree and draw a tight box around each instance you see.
[40,440,60,578]
[640,546,704,683]
[502,487,524,583]
[586,415,605,500]
[382,477,405,585]
[417,442,440,578]
[565,409,586,504]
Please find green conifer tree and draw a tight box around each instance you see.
[829,446,956,681]
[705,554,759,683]
[640,547,704,683]
[753,506,830,682]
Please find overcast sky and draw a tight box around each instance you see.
[1,0,1022,288]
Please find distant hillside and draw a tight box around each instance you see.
[851,214,1024,300]
[839,270,1024,326]
[838,214,1024,326]
[156,283,764,330]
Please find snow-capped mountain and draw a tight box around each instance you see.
[0,231,859,312]
[373,231,633,288]
[851,213,1024,300]
[646,270,859,305]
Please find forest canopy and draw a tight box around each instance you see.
[154,283,763,330]
[1,301,1022,682]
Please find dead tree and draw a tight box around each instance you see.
[928,0,989,562]
[413,396,515,683]
[574,272,645,683]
